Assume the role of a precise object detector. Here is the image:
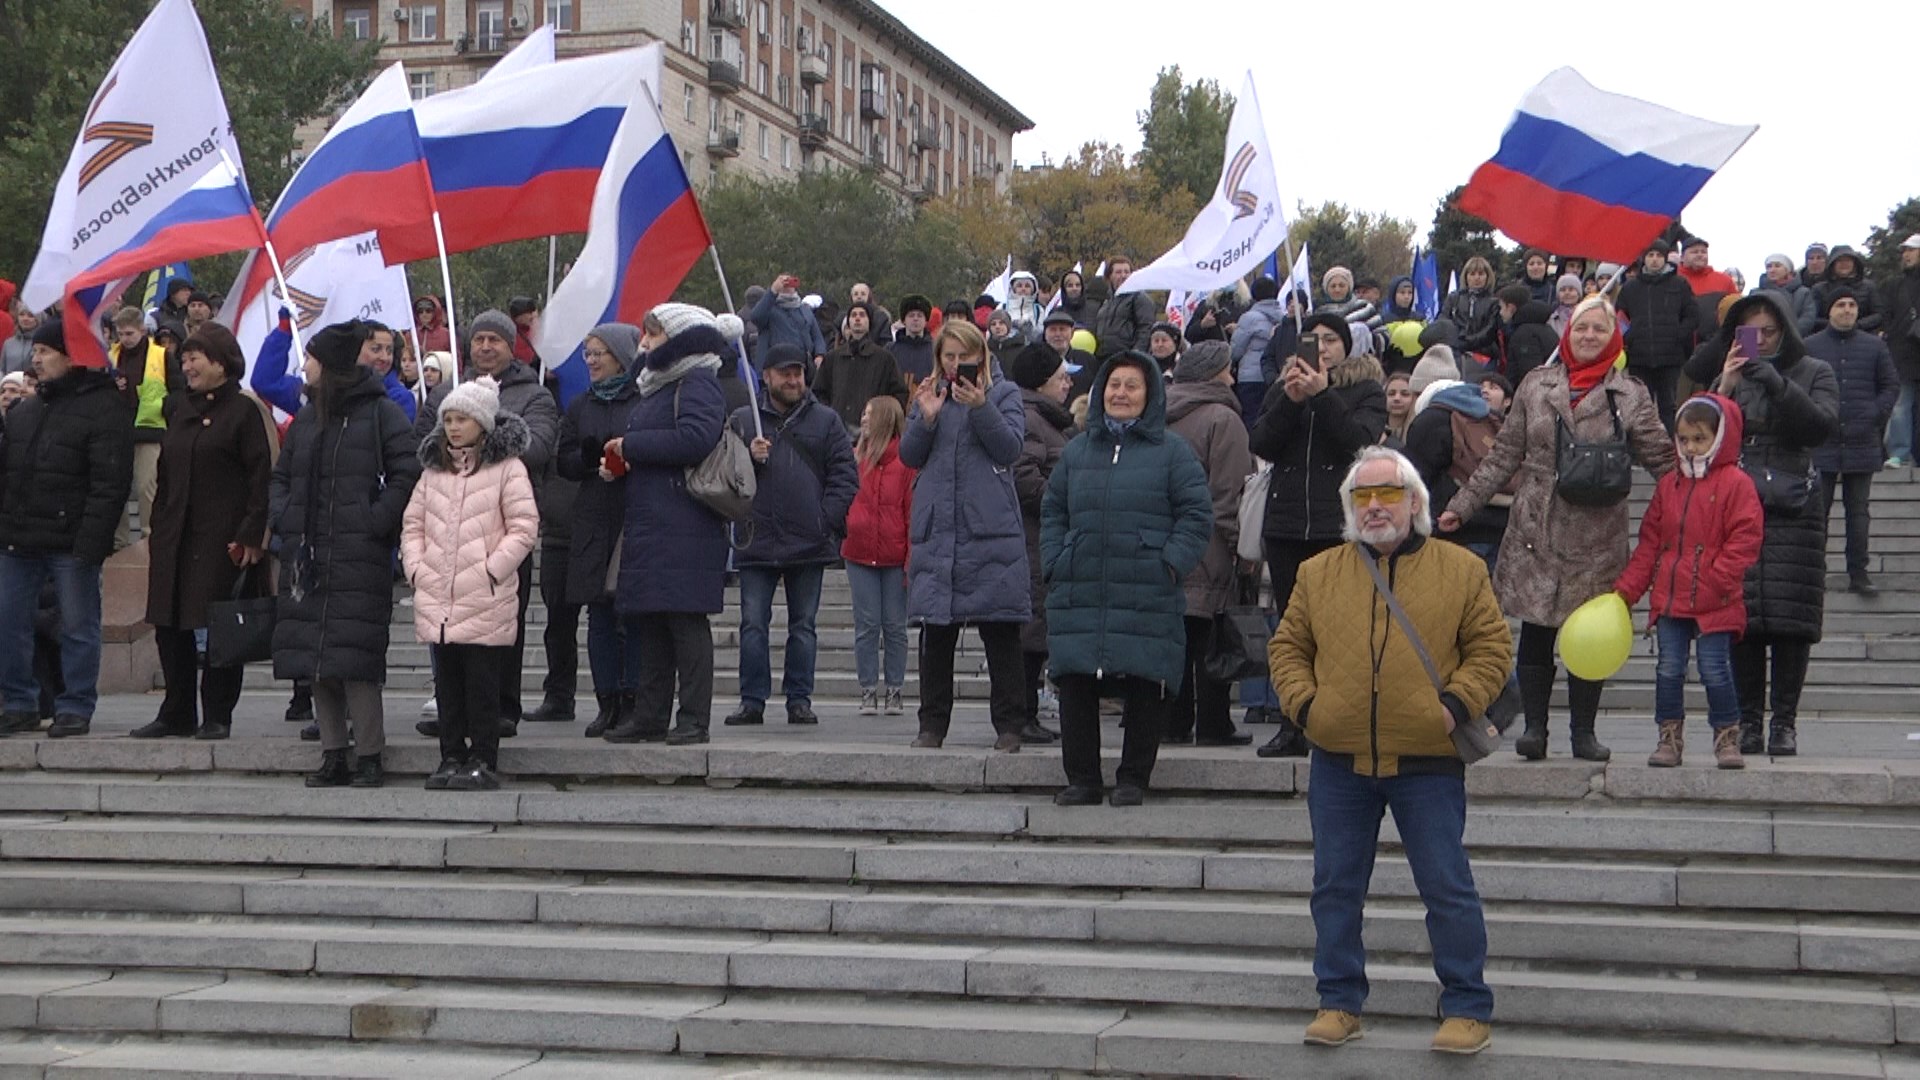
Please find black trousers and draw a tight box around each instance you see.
[1820,471,1873,578]
[498,554,535,721]
[438,642,510,769]
[1627,364,1679,431]
[539,543,580,704]
[632,612,713,734]
[1056,672,1171,791]
[154,626,242,732]
[1171,615,1233,740]
[1733,636,1812,728]
[917,621,1023,737]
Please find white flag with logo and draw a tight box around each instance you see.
[22,0,243,312]
[982,255,1013,306]
[1287,244,1313,306]
[1118,72,1288,296]
[230,232,414,385]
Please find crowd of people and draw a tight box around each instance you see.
[0,231,1916,1054]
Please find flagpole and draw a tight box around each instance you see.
[1280,233,1304,334]
[221,148,304,361]
[430,209,461,388]
[1540,261,1631,370]
[707,244,762,439]
[546,236,558,304]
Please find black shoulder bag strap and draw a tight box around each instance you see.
[1357,546,1503,762]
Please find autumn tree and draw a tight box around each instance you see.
[1136,67,1234,206]
[1287,202,1418,294]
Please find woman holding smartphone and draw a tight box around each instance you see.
[901,319,1031,752]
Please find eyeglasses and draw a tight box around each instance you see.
[582,348,612,361]
[1350,484,1406,507]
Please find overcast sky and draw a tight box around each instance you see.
[889,0,1919,283]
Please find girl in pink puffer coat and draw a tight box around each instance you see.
[401,376,539,790]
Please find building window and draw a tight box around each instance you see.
[759,123,769,159]
[842,114,853,143]
[776,74,791,107]
[408,70,435,99]
[684,83,696,122]
[781,135,792,169]
[821,41,832,68]
[796,23,810,51]
[757,1,771,41]
[943,121,953,149]
[680,20,695,52]
[341,6,371,39]
[779,15,790,47]
[408,4,438,40]
[474,0,505,50]
[545,0,572,32]
[755,60,768,94]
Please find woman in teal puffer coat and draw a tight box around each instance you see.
[1041,351,1213,807]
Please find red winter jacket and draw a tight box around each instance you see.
[840,438,914,568]
[1614,393,1764,637]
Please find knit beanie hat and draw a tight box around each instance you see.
[1174,340,1232,383]
[651,302,718,339]
[1408,346,1461,394]
[987,307,1014,331]
[1322,266,1354,292]
[1299,312,1353,357]
[1806,242,1828,258]
[1764,253,1794,272]
[438,374,502,432]
[715,313,745,344]
[29,318,67,357]
[470,309,516,344]
[307,321,366,375]
[1556,274,1583,295]
[587,323,641,370]
[1009,347,1065,391]
[1823,285,1857,316]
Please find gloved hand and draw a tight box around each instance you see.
[1743,358,1785,393]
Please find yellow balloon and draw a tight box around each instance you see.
[1071,329,1097,355]
[1559,592,1633,681]
[1388,320,1426,359]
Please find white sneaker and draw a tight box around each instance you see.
[859,688,878,715]
[420,694,438,717]
[884,687,904,715]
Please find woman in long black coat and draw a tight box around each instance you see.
[270,323,422,786]
[1684,292,1839,757]
[556,323,647,738]
[136,325,273,741]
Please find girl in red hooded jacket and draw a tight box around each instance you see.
[841,395,915,717]
[1614,393,1764,770]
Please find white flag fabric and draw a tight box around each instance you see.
[1118,72,1288,296]
[485,25,555,81]
[982,256,1012,306]
[1288,244,1313,305]
[230,232,415,386]
[22,0,242,311]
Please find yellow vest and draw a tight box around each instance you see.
[116,340,169,431]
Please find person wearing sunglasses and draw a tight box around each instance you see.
[1270,446,1511,1056]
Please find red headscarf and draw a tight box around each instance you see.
[1558,295,1623,397]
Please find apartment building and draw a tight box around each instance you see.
[292,0,1032,196]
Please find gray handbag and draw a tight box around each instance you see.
[673,383,756,523]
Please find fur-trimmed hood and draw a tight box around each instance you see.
[419,410,532,472]
[1328,352,1385,389]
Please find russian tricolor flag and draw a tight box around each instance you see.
[534,84,710,406]
[380,45,664,265]
[1459,68,1755,264]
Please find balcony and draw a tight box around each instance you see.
[707,127,741,157]
[910,123,940,152]
[798,51,829,85]
[708,0,744,29]
[863,139,887,170]
[455,31,505,55]
[797,113,829,149]
[859,89,886,121]
[973,159,1001,179]
[707,57,743,93]
[909,176,937,202]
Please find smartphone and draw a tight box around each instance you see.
[1734,325,1761,358]
[1295,334,1322,370]
[955,362,981,386]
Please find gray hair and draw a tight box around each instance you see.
[1339,446,1433,543]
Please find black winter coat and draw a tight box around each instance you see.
[1498,300,1559,385]
[556,381,643,606]
[145,383,273,629]
[1093,292,1156,359]
[1812,251,1881,334]
[888,332,936,385]
[1405,396,1509,548]
[269,370,422,683]
[814,335,909,432]
[1015,389,1075,654]
[1250,356,1388,544]
[615,366,728,616]
[1805,327,1898,475]
[1619,266,1699,370]
[1880,267,1920,382]
[0,368,133,564]
[1685,293,1840,643]
[731,393,859,568]
[1443,288,1500,355]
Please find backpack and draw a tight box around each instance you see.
[1449,411,1516,503]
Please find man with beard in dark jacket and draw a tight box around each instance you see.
[1021,308,1096,405]
[1617,239,1698,430]
[888,295,936,384]
[725,345,858,728]
[0,320,134,738]
[1807,288,1898,594]
[814,301,908,433]
[1881,235,1920,468]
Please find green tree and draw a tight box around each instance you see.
[1288,202,1418,295]
[1000,144,1197,289]
[1136,66,1233,205]
[1425,185,1504,289]
[0,0,378,282]
[1864,196,1920,283]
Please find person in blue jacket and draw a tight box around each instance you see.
[748,272,828,369]
[1041,350,1212,807]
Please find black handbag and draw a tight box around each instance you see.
[205,567,275,669]
[1553,389,1633,508]
[1203,605,1271,683]
[1742,457,1814,513]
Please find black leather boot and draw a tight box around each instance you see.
[1567,675,1610,762]
[305,748,351,788]
[1514,665,1555,760]
[583,692,619,739]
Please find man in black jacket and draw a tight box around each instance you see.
[1616,240,1698,430]
[1878,235,1920,468]
[0,320,135,738]
[1093,257,1156,360]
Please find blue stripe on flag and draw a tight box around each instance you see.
[1489,112,1717,220]
[423,107,625,193]
[271,111,426,226]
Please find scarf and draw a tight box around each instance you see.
[636,352,722,398]
[1103,415,1138,439]
[1558,300,1625,399]
[588,371,631,402]
[447,443,478,475]
[775,292,807,310]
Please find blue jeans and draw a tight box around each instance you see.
[584,599,641,695]
[845,563,907,690]
[1654,617,1739,729]
[0,552,103,719]
[737,563,825,708]
[1889,381,1917,463]
[1308,751,1492,1020]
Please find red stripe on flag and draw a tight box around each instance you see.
[270,162,437,259]
[1458,162,1671,265]
[379,169,601,265]
[612,191,713,323]
[71,215,266,297]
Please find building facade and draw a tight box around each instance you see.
[291,0,1031,196]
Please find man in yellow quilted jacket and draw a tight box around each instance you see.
[1269,446,1511,1057]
